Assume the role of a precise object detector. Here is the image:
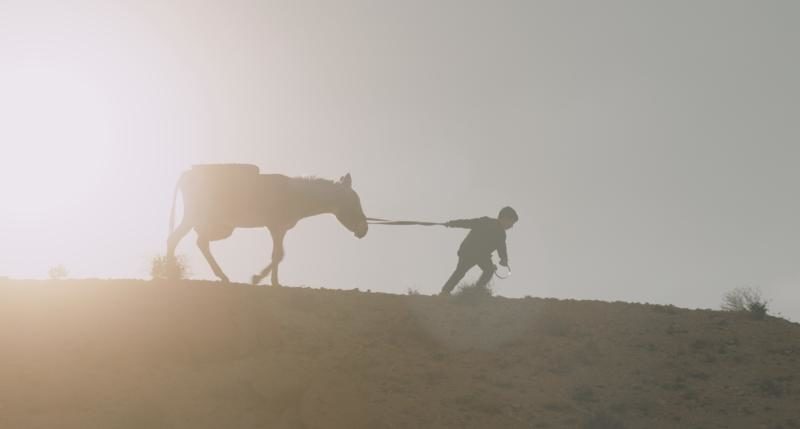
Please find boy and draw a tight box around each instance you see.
[439,206,518,296]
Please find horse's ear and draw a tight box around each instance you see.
[340,173,352,188]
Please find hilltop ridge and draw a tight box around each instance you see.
[1,279,798,428]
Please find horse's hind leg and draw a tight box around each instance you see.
[196,225,234,283]
[252,264,272,285]
[167,220,192,259]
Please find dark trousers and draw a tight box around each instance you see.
[440,255,495,295]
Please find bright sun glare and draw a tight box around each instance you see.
[1,64,115,222]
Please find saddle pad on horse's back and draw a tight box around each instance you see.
[190,164,261,197]
[191,163,260,177]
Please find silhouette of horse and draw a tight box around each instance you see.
[166,164,368,286]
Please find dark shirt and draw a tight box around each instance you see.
[447,217,508,262]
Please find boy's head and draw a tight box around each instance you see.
[498,206,518,229]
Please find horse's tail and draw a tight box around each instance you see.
[168,172,185,236]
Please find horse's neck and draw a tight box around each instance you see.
[286,178,340,219]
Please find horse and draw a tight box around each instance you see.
[166,164,368,286]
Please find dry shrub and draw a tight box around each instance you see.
[151,255,190,280]
[453,281,493,304]
[721,287,768,320]
[48,265,68,280]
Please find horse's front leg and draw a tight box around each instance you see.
[252,227,287,286]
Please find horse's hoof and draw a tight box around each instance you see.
[271,283,282,288]
[251,275,261,286]
[220,277,230,284]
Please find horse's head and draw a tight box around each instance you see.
[334,173,368,238]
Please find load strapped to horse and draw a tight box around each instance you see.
[166,164,368,286]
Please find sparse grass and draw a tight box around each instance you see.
[690,338,713,351]
[754,376,794,398]
[571,385,596,403]
[540,317,574,337]
[721,287,769,320]
[151,255,190,280]
[650,304,679,315]
[688,371,710,380]
[582,411,627,429]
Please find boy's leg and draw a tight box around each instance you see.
[475,258,496,288]
[440,257,474,295]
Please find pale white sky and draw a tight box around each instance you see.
[1,1,799,320]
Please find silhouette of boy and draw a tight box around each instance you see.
[439,206,518,296]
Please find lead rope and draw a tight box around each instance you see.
[366,217,444,226]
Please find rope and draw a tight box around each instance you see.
[366,217,444,226]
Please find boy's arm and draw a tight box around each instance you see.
[444,218,481,229]
[498,240,509,266]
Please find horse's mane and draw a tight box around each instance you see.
[293,175,332,184]
[287,176,347,204]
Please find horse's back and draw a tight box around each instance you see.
[179,165,290,227]
[183,164,260,196]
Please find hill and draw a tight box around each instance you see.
[1,279,798,428]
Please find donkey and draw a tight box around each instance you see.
[166,164,368,286]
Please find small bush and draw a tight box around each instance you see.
[151,255,190,280]
[745,300,768,320]
[48,265,68,280]
[406,288,421,296]
[453,281,493,304]
[721,287,768,320]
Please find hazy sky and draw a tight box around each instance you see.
[1,1,799,320]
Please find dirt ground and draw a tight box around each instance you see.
[1,279,798,428]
